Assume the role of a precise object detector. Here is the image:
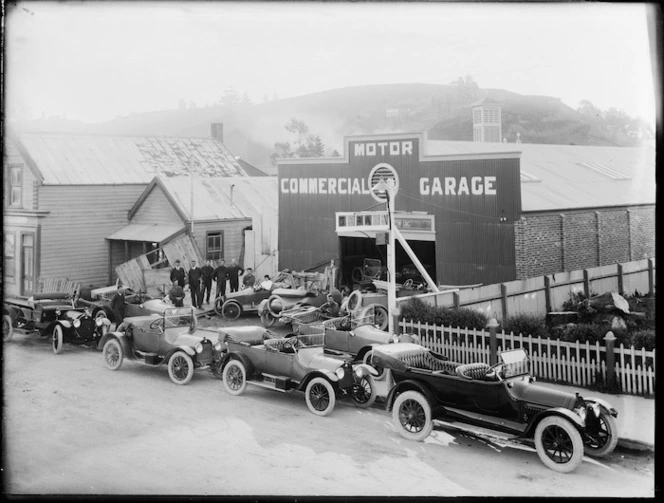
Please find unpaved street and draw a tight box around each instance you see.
[2,319,655,497]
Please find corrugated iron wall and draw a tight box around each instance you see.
[278,135,521,285]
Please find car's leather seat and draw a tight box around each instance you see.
[455,362,491,380]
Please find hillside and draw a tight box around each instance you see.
[11,83,636,172]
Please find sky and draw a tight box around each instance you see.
[4,1,658,126]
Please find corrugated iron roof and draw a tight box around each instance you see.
[15,133,249,185]
[426,141,655,211]
[106,223,185,243]
[157,176,278,221]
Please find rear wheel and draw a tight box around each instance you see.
[222,359,247,395]
[213,297,224,316]
[103,338,124,370]
[305,377,336,416]
[534,416,584,473]
[583,409,619,458]
[52,325,64,354]
[372,305,389,331]
[168,351,194,385]
[392,390,433,441]
[221,301,242,321]
[3,315,14,342]
[260,311,276,327]
[351,375,376,408]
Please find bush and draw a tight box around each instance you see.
[401,298,488,330]
[500,313,548,338]
[627,329,656,351]
[561,291,589,312]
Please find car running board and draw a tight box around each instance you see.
[433,419,523,443]
[444,407,528,434]
[248,373,294,392]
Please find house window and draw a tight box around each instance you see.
[4,233,15,282]
[206,231,224,261]
[10,167,22,207]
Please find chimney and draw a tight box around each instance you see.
[211,123,224,142]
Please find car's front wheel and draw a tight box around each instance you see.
[351,375,376,408]
[222,359,247,395]
[305,377,336,416]
[260,311,276,327]
[168,351,194,385]
[362,350,386,381]
[372,305,389,331]
[583,408,619,458]
[221,301,242,321]
[3,315,14,342]
[52,325,64,354]
[534,416,584,473]
[392,390,433,441]
[103,338,124,370]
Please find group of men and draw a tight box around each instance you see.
[168,258,256,309]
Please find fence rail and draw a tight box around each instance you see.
[399,319,655,397]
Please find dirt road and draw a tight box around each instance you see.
[2,318,654,497]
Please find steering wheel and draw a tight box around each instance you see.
[149,318,164,331]
[403,279,414,289]
[485,362,504,381]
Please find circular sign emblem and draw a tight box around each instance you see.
[369,163,399,202]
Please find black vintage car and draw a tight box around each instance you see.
[3,293,110,353]
[372,343,619,473]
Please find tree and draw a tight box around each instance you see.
[271,119,328,165]
[241,92,253,106]
[221,87,240,107]
[451,75,480,103]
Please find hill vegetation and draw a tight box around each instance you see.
[12,81,653,172]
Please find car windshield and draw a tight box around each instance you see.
[499,348,530,378]
[163,307,195,329]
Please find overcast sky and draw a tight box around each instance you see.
[4,1,657,125]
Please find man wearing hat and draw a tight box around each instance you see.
[170,259,186,288]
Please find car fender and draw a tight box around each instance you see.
[220,351,255,376]
[526,407,585,436]
[584,397,618,417]
[100,332,134,359]
[49,320,72,332]
[257,299,269,315]
[385,378,435,412]
[297,370,338,391]
[163,345,196,364]
[353,363,379,377]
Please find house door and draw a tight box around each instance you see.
[20,233,35,295]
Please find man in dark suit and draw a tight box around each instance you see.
[201,259,214,305]
[227,259,244,293]
[213,259,228,299]
[188,260,203,309]
[170,260,186,287]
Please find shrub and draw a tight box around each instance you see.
[627,329,656,351]
[561,291,589,312]
[400,298,488,330]
[500,313,548,338]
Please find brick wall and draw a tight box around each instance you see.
[515,205,655,279]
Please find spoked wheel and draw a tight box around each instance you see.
[305,377,336,416]
[222,359,247,395]
[260,311,276,328]
[52,325,64,354]
[213,297,224,316]
[392,391,433,441]
[3,315,14,342]
[583,408,619,458]
[221,301,242,321]
[351,375,376,408]
[362,350,386,381]
[168,351,194,385]
[372,305,389,331]
[534,416,584,473]
[103,338,124,370]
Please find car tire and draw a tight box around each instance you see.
[351,375,376,408]
[222,359,247,396]
[362,350,386,381]
[168,351,195,385]
[260,311,276,327]
[305,377,336,416]
[583,408,619,458]
[347,290,362,311]
[534,415,584,473]
[3,314,14,342]
[52,324,64,354]
[103,338,124,370]
[213,297,224,316]
[392,390,433,441]
[372,304,389,331]
[221,300,242,321]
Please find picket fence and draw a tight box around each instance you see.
[399,319,656,397]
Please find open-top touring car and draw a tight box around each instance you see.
[371,343,619,473]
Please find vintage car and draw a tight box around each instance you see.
[218,327,379,416]
[100,307,225,385]
[371,343,619,473]
[340,290,389,331]
[3,293,110,353]
[295,305,420,381]
[75,287,172,326]
[257,288,328,327]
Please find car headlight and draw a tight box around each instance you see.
[96,317,103,326]
[589,402,601,418]
[214,342,223,351]
[56,309,61,316]
[73,319,81,328]
[195,343,203,354]
[335,367,345,379]
[575,407,587,422]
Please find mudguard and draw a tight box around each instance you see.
[100,332,134,359]
[584,397,618,417]
[385,378,435,412]
[220,351,255,376]
[297,370,338,391]
[353,363,379,377]
[163,345,196,364]
[525,407,585,436]
[257,299,269,315]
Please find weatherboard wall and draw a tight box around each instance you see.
[277,134,521,285]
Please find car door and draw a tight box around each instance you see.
[324,326,350,352]
[130,319,162,354]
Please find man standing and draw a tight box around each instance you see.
[242,268,256,289]
[213,259,228,299]
[227,259,244,293]
[188,260,203,309]
[169,259,186,287]
[201,259,214,305]
[110,288,126,328]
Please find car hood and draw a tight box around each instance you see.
[297,347,344,371]
[272,288,315,298]
[352,325,394,343]
[509,378,578,410]
[165,329,218,346]
[142,299,172,313]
